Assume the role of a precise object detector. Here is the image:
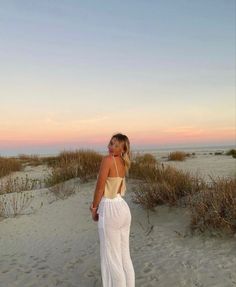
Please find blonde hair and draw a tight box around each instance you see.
[109,133,131,176]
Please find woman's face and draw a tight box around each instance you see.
[107,137,124,156]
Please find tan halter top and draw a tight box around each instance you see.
[103,155,126,199]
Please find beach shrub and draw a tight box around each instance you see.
[188,176,236,235]
[48,180,78,200]
[0,156,22,178]
[129,153,158,180]
[167,151,188,161]
[214,151,224,155]
[226,149,236,159]
[132,163,204,209]
[0,191,34,217]
[44,149,103,186]
[0,174,41,195]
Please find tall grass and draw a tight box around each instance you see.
[131,153,236,236]
[17,154,43,166]
[188,176,236,235]
[129,153,158,180]
[44,149,103,186]
[131,161,205,209]
[168,151,189,161]
[0,156,22,178]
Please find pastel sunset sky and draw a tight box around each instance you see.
[0,1,235,155]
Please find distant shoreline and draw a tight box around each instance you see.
[1,143,235,157]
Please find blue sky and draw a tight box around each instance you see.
[0,1,235,155]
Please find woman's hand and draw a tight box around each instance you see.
[92,210,99,221]
[90,204,99,222]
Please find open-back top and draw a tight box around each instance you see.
[103,155,126,199]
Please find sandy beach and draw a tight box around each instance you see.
[1,0,235,285]
[0,161,236,287]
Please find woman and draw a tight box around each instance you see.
[90,133,135,287]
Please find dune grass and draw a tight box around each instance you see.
[0,156,22,178]
[17,154,44,166]
[131,156,205,208]
[129,153,159,180]
[1,149,235,235]
[188,176,236,235]
[0,174,42,195]
[0,191,34,218]
[131,153,236,236]
[44,149,103,187]
[167,151,190,161]
[225,149,236,158]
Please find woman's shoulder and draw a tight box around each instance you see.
[102,154,113,161]
[100,155,113,166]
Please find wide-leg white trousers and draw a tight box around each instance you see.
[97,194,135,287]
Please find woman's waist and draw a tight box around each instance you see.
[100,193,124,202]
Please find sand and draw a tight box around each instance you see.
[0,163,236,287]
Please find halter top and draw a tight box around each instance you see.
[103,155,126,199]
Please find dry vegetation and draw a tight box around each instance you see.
[131,153,236,236]
[130,155,205,209]
[187,176,236,235]
[16,154,60,166]
[167,151,191,161]
[1,149,235,235]
[0,191,34,217]
[17,154,43,166]
[0,174,42,195]
[44,149,103,186]
[0,156,22,178]
[129,153,158,180]
[48,181,78,200]
[226,149,236,158]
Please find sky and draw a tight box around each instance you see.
[0,0,235,156]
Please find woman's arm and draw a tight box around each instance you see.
[91,156,110,208]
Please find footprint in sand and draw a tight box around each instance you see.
[10,258,18,266]
[182,260,194,269]
[23,269,32,274]
[37,258,47,263]
[63,257,84,271]
[84,268,100,279]
[37,265,49,270]
[142,262,154,274]
[63,247,72,253]
[192,279,204,287]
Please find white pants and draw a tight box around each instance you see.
[97,194,135,287]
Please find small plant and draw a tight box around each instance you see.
[0,174,42,195]
[225,149,236,159]
[0,191,34,217]
[214,151,224,155]
[167,151,188,161]
[48,181,78,200]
